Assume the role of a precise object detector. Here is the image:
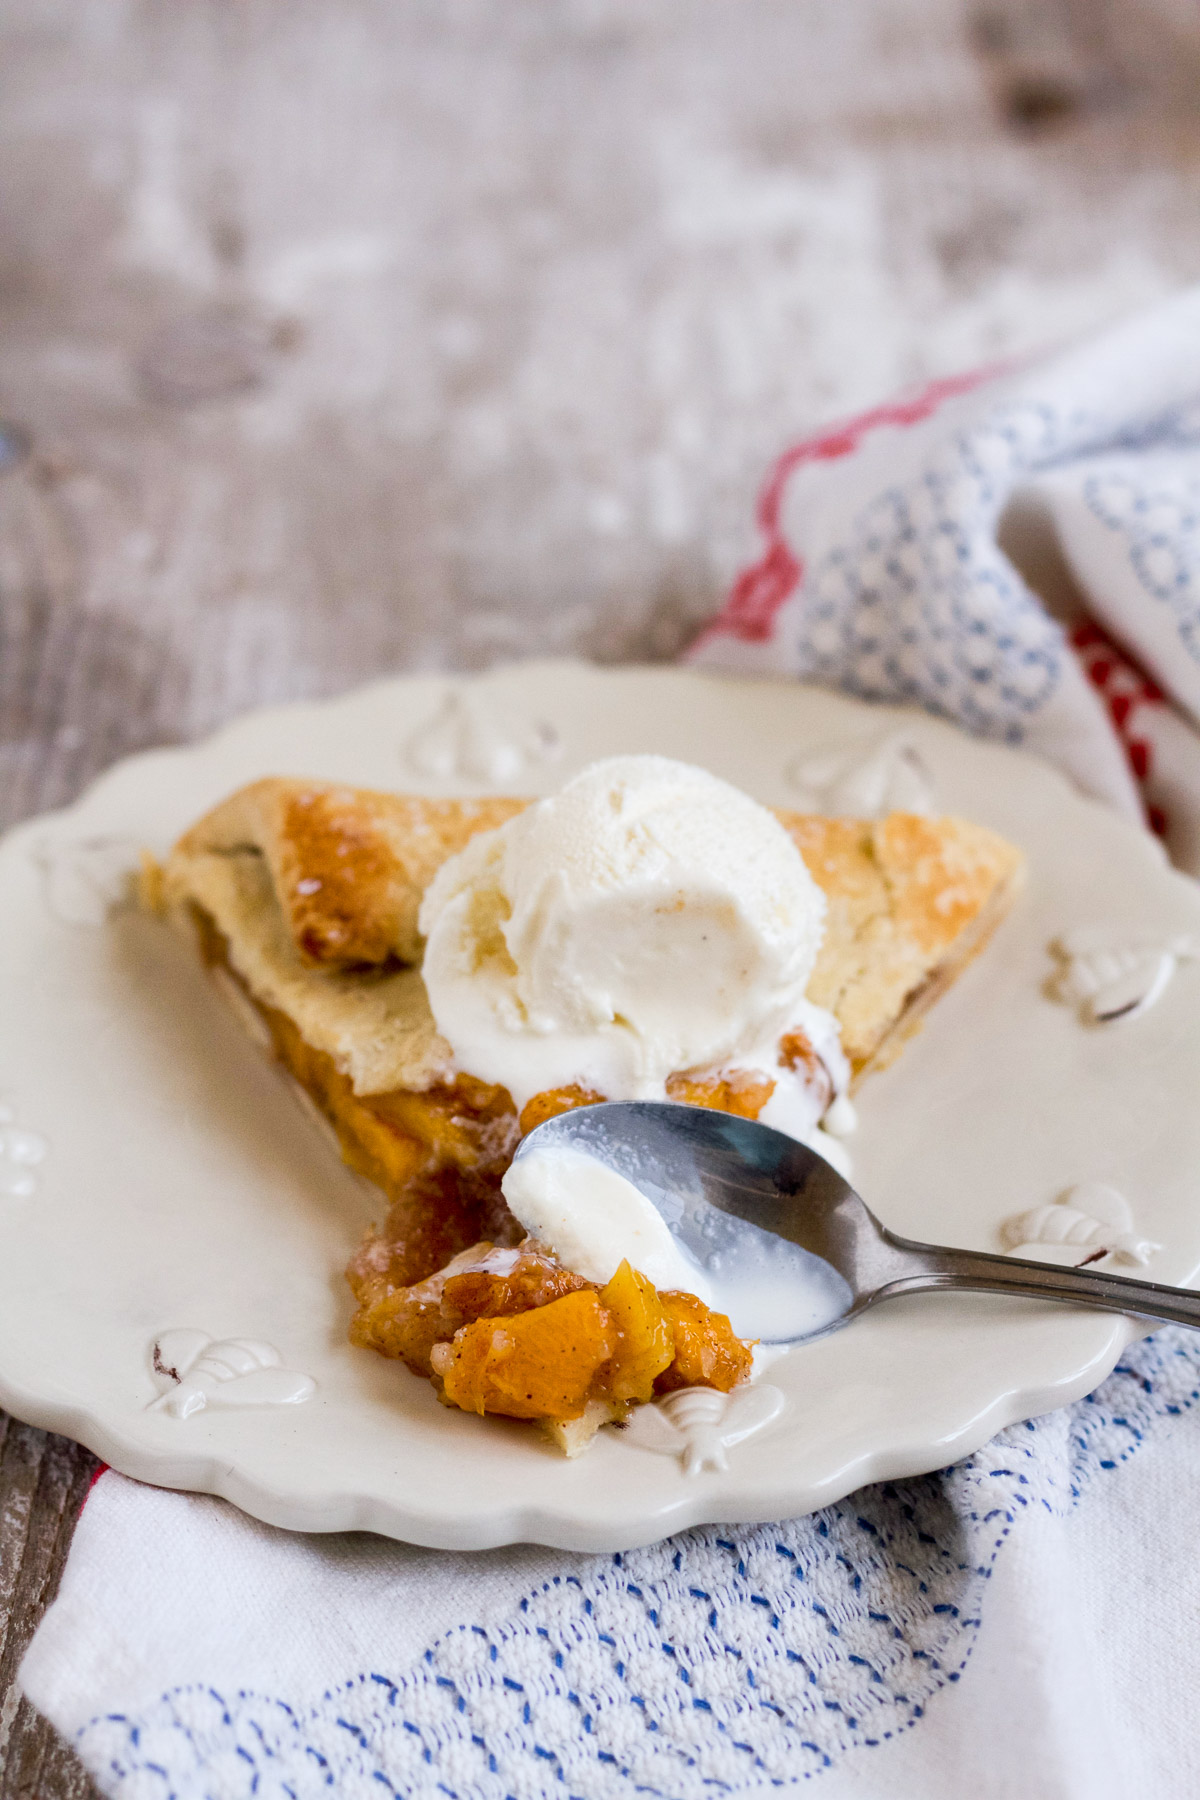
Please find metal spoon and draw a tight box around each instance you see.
[518,1100,1200,1342]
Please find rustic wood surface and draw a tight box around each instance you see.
[2,0,1200,1790]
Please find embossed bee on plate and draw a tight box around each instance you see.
[405,690,560,784]
[1049,927,1200,1025]
[618,1384,785,1476]
[147,1330,316,1420]
[1001,1182,1159,1269]
[32,834,142,927]
[0,1095,47,1198]
[787,731,936,818]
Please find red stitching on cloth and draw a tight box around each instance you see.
[1071,619,1168,836]
[699,365,1003,646]
[82,1461,110,1510]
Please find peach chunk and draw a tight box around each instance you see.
[518,1084,605,1137]
[655,1290,754,1394]
[438,1289,616,1420]
[777,1028,833,1110]
[665,1068,775,1120]
[442,1259,592,1322]
[349,1242,590,1377]
[598,1261,674,1405]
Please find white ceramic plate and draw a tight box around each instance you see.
[2,661,1199,1552]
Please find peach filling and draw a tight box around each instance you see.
[411,1254,753,1423]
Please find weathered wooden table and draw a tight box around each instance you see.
[3,0,1199,1790]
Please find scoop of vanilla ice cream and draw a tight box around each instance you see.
[417,754,827,1109]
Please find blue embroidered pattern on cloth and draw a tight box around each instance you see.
[786,401,1200,738]
[79,1326,1200,1800]
[791,403,1075,737]
[1085,460,1200,664]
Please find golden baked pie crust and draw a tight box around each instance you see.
[161,777,1024,1091]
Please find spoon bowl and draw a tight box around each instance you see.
[518,1101,1200,1341]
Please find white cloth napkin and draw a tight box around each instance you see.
[22,1334,1200,1800]
[22,287,1200,1799]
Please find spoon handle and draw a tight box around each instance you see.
[878,1235,1200,1330]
